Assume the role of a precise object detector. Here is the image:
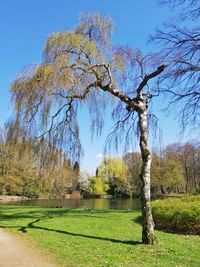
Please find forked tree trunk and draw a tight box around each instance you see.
[138,107,156,244]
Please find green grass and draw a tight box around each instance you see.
[0,205,200,267]
[152,195,200,235]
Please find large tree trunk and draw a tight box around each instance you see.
[138,107,156,245]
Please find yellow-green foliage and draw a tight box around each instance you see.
[0,139,74,198]
[96,157,132,197]
[98,157,128,182]
[151,152,185,194]
[152,195,200,235]
[10,13,131,156]
[0,142,39,197]
[45,32,99,62]
[76,13,113,51]
[87,176,109,196]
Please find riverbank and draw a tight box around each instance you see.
[0,192,82,203]
[0,195,30,203]
[0,205,199,266]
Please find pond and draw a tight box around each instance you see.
[7,197,141,210]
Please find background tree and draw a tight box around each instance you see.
[178,142,200,193]
[86,175,109,197]
[151,145,185,195]
[158,0,200,19]
[164,142,200,194]
[72,161,80,191]
[153,0,200,130]
[124,148,186,197]
[161,148,185,194]
[0,124,77,198]
[123,152,142,196]
[151,152,165,195]
[11,13,166,244]
[98,157,132,197]
[78,172,90,194]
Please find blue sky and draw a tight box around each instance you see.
[0,0,197,174]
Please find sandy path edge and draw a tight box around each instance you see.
[0,228,60,267]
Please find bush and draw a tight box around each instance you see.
[107,180,133,197]
[152,195,200,235]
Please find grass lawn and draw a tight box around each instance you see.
[0,205,200,267]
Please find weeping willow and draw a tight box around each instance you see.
[11,13,166,244]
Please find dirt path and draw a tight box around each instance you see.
[0,229,58,267]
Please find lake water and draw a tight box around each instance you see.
[9,198,141,210]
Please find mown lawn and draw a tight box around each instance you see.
[0,205,200,267]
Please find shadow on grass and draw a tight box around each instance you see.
[132,215,142,225]
[0,207,114,221]
[0,208,141,246]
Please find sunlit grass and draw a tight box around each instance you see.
[0,205,200,267]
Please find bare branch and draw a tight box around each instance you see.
[136,65,167,96]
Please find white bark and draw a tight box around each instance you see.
[138,106,156,244]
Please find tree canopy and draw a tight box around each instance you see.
[12,13,165,159]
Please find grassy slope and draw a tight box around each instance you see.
[0,205,200,267]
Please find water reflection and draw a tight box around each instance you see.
[9,198,141,210]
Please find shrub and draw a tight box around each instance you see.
[152,195,200,235]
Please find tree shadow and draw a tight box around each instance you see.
[132,215,142,225]
[0,208,141,246]
[0,207,112,221]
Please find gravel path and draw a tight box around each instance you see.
[0,229,58,267]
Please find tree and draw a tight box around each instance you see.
[158,0,200,19]
[86,175,109,196]
[153,0,200,130]
[0,140,39,197]
[79,172,90,194]
[151,152,165,195]
[72,161,80,191]
[11,14,166,244]
[166,142,200,194]
[179,142,200,193]
[0,124,76,198]
[123,152,142,196]
[98,157,132,197]
[161,148,185,194]
[151,145,186,195]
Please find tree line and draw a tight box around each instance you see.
[0,125,80,198]
[2,123,199,198]
[81,141,200,198]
